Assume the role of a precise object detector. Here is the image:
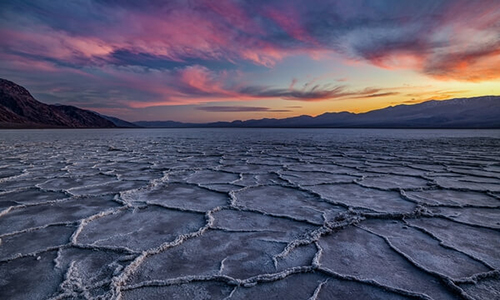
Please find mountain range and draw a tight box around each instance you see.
[1,78,499,129]
[137,96,500,129]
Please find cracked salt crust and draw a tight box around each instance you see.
[0,128,499,300]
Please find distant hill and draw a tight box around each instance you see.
[97,113,139,128]
[136,96,500,128]
[134,120,193,128]
[0,78,119,128]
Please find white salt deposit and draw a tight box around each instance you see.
[0,128,499,299]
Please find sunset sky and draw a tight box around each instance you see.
[1,0,499,122]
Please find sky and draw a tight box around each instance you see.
[1,0,499,123]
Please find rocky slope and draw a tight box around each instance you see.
[0,78,116,128]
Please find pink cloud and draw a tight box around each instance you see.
[352,1,500,81]
[1,1,335,71]
[265,6,317,45]
[120,11,231,61]
[178,65,234,97]
[201,0,264,35]
[0,28,114,63]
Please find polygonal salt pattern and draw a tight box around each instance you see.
[0,129,499,299]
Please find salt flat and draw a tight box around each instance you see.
[0,128,499,300]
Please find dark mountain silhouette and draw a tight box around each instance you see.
[136,96,500,128]
[0,78,117,128]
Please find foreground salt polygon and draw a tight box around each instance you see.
[0,129,499,300]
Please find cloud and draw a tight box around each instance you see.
[264,5,317,45]
[357,92,400,98]
[422,43,500,82]
[1,0,499,117]
[168,65,398,103]
[331,1,500,81]
[196,106,290,112]
[127,65,396,104]
[404,89,471,102]
[4,0,496,80]
[237,85,391,101]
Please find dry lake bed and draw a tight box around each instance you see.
[0,128,499,300]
